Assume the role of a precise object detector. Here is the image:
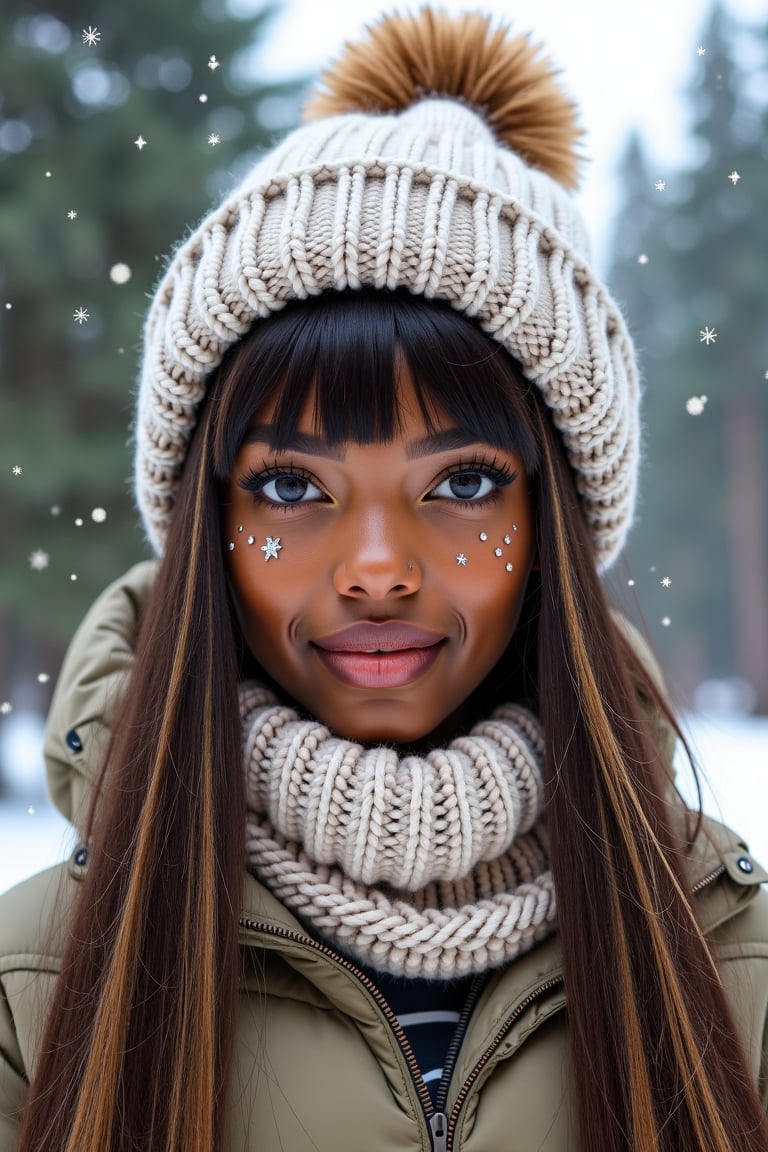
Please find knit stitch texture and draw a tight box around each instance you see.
[136,90,640,570]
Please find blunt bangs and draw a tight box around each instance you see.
[210,288,540,482]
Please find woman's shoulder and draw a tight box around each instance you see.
[0,856,83,973]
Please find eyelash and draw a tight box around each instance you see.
[237,454,518,512]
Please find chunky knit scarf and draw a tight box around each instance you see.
[240,683,557,978]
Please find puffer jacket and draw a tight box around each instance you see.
[1,561,768,1151]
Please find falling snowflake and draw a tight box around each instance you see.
[686,395,708,415]
[67,210,77,220]
[91,506,107,522]
[660,577,671,588]
[260,536,282,561]
[699,326,717,345]
[37,673,50,684]
[45,171,51,178]
[75,517,83,526]
[199,93,208,103]
[661,616,671,627]
[50,504,61,515]
[5,303,11,310]
[637,253,649,265]
[70,573,78,581]
[456,553,468,566]
[73,307,89,324]
[655,179,666,192]
[208,55,220,71]
[134,135,147,150]
[207,133,221,146]
[109,263,131,284]
[696,45,706,56]
[627,579,635,587]
[12,465,22,475]
[82,26,101,46]
[29,549,49,571]
[27,807,36,815]
[728,170,741,186]
[0,702,12,715]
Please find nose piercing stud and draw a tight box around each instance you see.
[456,553,468,566]
[261,535,282,561]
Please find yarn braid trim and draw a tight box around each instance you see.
[240,682,557,978]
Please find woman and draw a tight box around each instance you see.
[2,9,768,1151]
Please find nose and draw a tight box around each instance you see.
[332,508,421,600]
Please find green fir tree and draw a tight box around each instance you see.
[0,1,305,701]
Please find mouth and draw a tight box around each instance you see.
[311,640,446,689]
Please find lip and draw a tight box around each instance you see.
[313,642,445,689]
[312,621,446,653]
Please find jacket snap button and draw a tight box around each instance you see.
[74,847,88,867]
[65,728,83,753]
[737,856,754,874]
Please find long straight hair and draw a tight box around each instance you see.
[18,290,768,1151]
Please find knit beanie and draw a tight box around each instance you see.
[136,8,640,571]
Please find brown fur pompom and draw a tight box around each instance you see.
[303,7,585,189]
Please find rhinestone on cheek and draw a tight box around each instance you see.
[479,532,488,541]
[506,562,514,572]
[228,542,235,551]
[247,535,255,545]
[494,547,503,557]
[503,535,511,545]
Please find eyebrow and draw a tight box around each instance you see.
[242,425,483,460]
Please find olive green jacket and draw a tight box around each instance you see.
[2,562,768,1150]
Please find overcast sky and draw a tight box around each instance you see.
[243,0,768,270]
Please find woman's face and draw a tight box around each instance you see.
[223,363,537,748]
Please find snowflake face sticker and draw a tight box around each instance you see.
[73,307,90,324]
[29,550,50,571]
[655,179,666,192]
[260,536,282,561]
[699,327,717,345]
[82,26,101,46]
[455,553,468,566]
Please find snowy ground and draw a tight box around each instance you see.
[0,714,766,898]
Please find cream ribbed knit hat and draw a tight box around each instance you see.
[136,8,640,570]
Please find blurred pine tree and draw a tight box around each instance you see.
[0,2,306,701]
[607,1,768,711]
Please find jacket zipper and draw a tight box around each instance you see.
[239,865,728,1152]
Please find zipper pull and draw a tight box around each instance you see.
[429,1112,448,1152]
